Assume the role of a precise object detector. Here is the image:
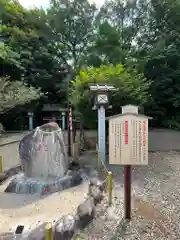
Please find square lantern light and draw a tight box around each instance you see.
[89,84,118,108]
[28,112,34,117]
[97,94,108,104]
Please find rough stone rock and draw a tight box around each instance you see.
[68,161,80,171]
[0,172,6,183]
[4,122,85,195]
[90,185,103,205]
[21,223,46,240]
[0,166,22,185]
[4,171,83,195]
[90,177,106,191]
[5,166,22,178]
[4,180,15,193]
[1,166,22,186]
[77,196,95,229]
[70,171,83,187]
[19,122,68,179]
[54,215,77,240]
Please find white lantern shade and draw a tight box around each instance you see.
[97,94,108,104]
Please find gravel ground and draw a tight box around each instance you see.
[1,143,180,239]
[0,180,89,233]
[76,151,180,239]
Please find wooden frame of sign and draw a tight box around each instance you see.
[107,105,152,166]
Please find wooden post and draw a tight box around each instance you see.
[0,156,3,173]
[107,171,113,205]
[98,151,100,168]
[72,142,76,160]
[124,165,131,220]
[72,141,79,161]
[45,223,53,240]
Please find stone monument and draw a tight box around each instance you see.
[19,122,68,178]
[5,122,82,194]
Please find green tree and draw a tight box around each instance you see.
[70,64,151,128]
[0,0,44,129]
[80,21,122,67]
[137,0,180,128]
[0,41,41,114]
[81,0,148,68]
[48,0,97,69]
[0,0,67,103]
[0,77,41,113]
[93,0,148,65]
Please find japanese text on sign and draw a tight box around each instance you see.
[109,116,149,165]
[143,120,146,146]
[124,121,128,144]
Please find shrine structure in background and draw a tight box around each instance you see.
[42,104,67,130]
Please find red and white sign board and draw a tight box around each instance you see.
[108,105,150,165]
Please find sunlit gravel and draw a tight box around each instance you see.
[77,151,180,239]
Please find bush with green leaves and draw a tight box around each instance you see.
[70,64,151,128]
[0,77,41,113]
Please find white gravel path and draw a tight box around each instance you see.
[0,179,89,234]
[1,150,180,239]
[76,151,180,239]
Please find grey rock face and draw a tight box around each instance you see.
[21,223,46,240]
[54,215,78,240]
[77,196,95,229]
[90,185,103,205]
[19,122,68,178]
[0,173,6,183]
[4,122,77,195]
[90,177,106,191]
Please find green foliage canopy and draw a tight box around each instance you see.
[70,64,151,128]
[1,0,180,129]
[0,77,41,113]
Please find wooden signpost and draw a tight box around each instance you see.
[107,105,152,220]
